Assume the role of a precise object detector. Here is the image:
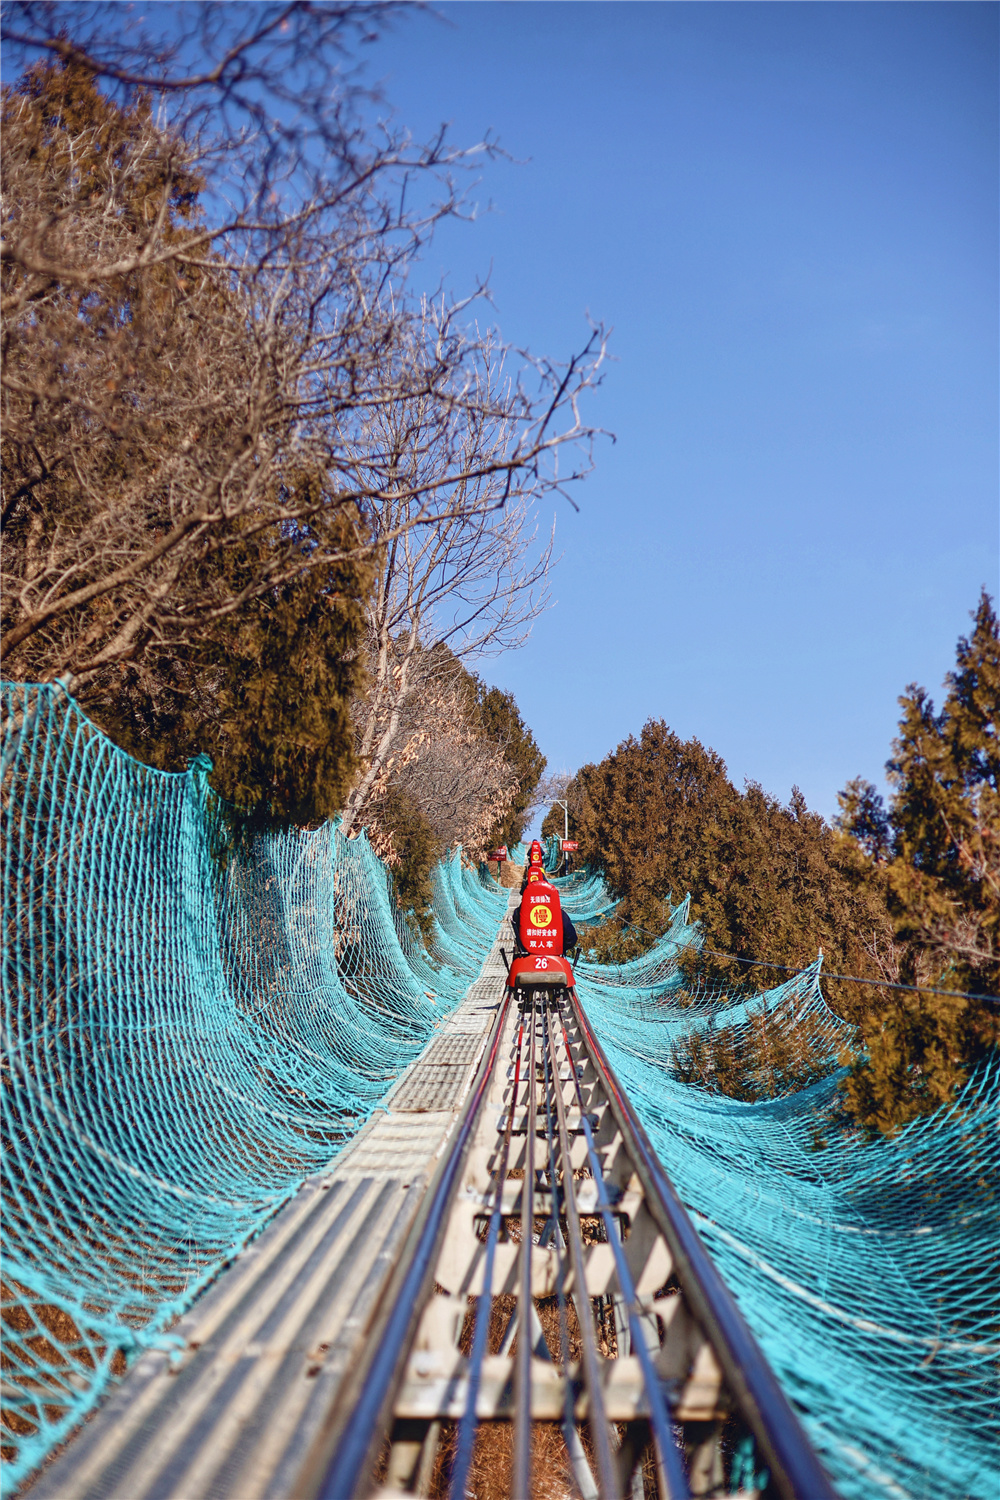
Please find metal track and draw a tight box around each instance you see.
[26,926,511,1500]
[295,983,838,1500]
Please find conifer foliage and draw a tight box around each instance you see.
[552,593,998,1134]
[887,590,998,993]
[95,524,372,827]
[837,590,999,1132]
[552,720,894,1020]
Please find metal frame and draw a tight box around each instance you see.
[297,988,514,1500]
[299,980,838,1500]
[567,989,839,1500]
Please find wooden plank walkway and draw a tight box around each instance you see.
[29,906,514,1500]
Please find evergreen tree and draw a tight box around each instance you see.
[3,61,374,828]
[371,787,444,938]
[887,589,999,991]
[95,506,373,827]
[552,720,894,1022]
[837,590,999,1132]
[836,778,892,862]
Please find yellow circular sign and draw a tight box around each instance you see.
[529,904,552,928]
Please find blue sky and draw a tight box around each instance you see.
[367,2,998,825]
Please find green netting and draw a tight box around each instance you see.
[543,832,561,868]
[551,869,1000,1500]
[5,689,997,1499]
[1,683,505,1486]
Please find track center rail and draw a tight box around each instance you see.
[296,974,836,1500]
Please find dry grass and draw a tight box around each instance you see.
[424,1284,626,1499]
[1,1275,134,1470]
[426,1419,577,1500]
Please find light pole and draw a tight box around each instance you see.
[553,798,570,874]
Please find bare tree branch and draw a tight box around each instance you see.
[337,301,607,838]
[2,19,607,698]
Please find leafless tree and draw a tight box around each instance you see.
[363,656,520,866]
[337,299,605,838]
[1,3,607,700]
[1,2,439,284]
[532,770,575,811]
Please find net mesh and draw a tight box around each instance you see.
[3,690,997,1498]
[1,683,507,1485]
[550,867,1000,1500]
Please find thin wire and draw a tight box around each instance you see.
[696,949,1000,1005]
[607,918,998,1004]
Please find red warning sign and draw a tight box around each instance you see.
[560,840,578,851]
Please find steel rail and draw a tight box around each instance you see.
[542,1005,598,1500]
[546,1000,620,1500]
[512,1002,536,1496]
[306,986,514,1500]
[449,1013,526,1500]
[557,1002,690,1500]
[567,986,840,1500]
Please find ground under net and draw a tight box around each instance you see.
[1,683,508,1487]
[552,868,1000,1500]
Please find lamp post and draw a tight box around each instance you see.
[553,798,570,874]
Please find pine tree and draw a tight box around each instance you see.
[888,589,1000,990]
[96,507,373,827]
[553,720,896,1021]
[838,590,999,1133]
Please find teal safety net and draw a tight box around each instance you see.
[552,868,1000,1500]
[1,683,506,1487]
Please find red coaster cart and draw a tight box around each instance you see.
[505,951,576,1005]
